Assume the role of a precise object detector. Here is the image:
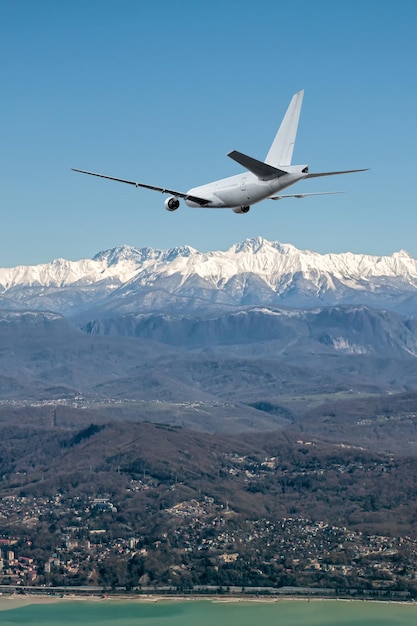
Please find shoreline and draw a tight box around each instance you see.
[0,592,416,611]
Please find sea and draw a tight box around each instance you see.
[0,599,416,626]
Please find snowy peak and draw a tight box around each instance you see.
[232,236,270,254]
[92,244,198,266]
[92,245,152,266]
[231,237,297,257]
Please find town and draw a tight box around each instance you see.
[1,440,417,599]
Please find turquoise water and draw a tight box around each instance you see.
[1,599,417,626]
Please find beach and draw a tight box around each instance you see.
[2,593,417,626]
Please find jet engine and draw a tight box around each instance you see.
[232,206,250,214]
[164,196,180,211]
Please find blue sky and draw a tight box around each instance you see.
[1,0,416,266]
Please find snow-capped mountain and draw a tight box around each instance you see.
[2,237,417,316]
[0,244,197,315]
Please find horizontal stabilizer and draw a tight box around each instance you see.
[305,168,369,179]
[270,191,345,200]
[227,150,288,180]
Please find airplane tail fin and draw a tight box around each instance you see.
[264,90,304,167]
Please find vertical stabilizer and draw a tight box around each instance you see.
[264,90,304,167]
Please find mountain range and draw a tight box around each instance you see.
[2,237,417,427]
[2,237,417,317]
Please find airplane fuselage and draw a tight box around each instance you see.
[186,170,307,209]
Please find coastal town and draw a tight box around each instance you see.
[1,475,417,598]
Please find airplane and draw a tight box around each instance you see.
[72,90,367,214]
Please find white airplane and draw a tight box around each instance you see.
[72,90,367,214]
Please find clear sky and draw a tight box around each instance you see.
[1,0,416,267]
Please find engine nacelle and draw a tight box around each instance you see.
[164,196,180,211]
[232,205,250,214]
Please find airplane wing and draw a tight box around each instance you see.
[71,168,211,206]
[304,168,368,178]
[270,191,345,200]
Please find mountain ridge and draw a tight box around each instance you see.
[1,237,417,316]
